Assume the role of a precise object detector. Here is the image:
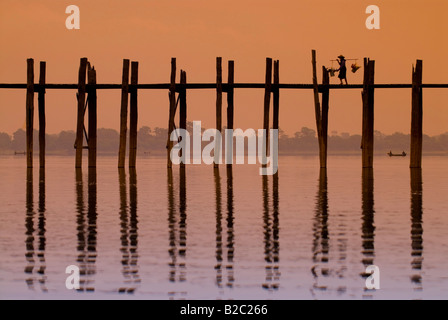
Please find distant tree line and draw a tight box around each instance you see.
[1,124,447,155]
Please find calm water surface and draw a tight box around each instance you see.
[0,155,447,299]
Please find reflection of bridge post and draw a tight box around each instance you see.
[87,167,97,278]
[179,167,187,282]
[37,167,47,291]
[311,168,329,292]
[215,167,236,290]
[118,168,140,294]
[24,168,47,292]
[75,168,85,290]
[262,174,280,290]
[75,168,97,292]
[226,167,235,287]
[410,168,423,288]
[272,172,280,287]
[360,168,376,294]
[167,167,187,286]
[214,168,223,288]
[129,168,140,290]
[361,168,375,267]
[118,168,128,291]
[167,167,176,282]
[24,168,34,287]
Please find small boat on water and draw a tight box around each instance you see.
[14,151,26,155]
[387,151,406,157]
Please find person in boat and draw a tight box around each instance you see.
[336,55,348,85]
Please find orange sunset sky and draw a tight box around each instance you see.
[0,0,447,137]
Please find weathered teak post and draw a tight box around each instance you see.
[87,65,97,168]
[26,58,34,168]
[129,61,139,168]
[38,61,46,168]
[273,60,280,132]
[215,57,223,167]
[311,50,329,168]
[320,65,330,168]
[263,58,273,166]
[226,60,234,167]
[273,60,280,173]
[410,60,423,168]
[179,70,187,168]
[167,58,176,168]
[361,58,375,168]
[312,50,321,136]
[75,57,88,168]
[118,59,130,168]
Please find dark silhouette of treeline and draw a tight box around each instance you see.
[1,124,447,155]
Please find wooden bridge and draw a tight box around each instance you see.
[1,50,446,170]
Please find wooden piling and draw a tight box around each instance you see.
[215,57,223,167]
[88,65,97,168]
[167,58,176,168]
[320,65,330,168]
[129,61,139,168]
[312,50,321,136]
[262,58,273,165]
[312,51,329,168]
[226,60,234,167]
[75,58,88,168]
[273,60,280,131]
[273,60,280,174]
[361,58,375,168]
[179,70,187,168]
[118,59,130,168]
[410,60,423,168]
[38,61,46,168]
[26,58,34,168]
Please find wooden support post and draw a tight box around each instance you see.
[361,58,375,168]
[312,50,330,168]
[38,61,46,168]
[118,59,130,168]
[273,60,280,173]
[410,60,423,168]
[312,50,321,136]
[75,58,88,168]
[179,70,187,168]
[273,61,280,130]
[88,65,97,168]
[129,61,139,168]
[167,58,176,168]
[226,60,234,167]
[26,58,34,168]
[262,58,273,166]
[320,65,330,168]
[215,57,223,167]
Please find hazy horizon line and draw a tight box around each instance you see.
[2,127,448,138]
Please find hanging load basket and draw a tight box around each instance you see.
[351,63,361,73]
[327,67,336,77]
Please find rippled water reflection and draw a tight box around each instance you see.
[0,155,447,299]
